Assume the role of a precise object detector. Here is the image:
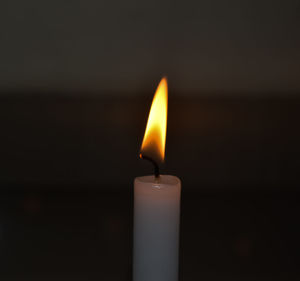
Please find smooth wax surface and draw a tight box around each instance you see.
[133,175,181,281]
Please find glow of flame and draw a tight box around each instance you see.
[140,77,168,163]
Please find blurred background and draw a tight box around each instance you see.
[0,0,300,280]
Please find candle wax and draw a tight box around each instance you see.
[133,175,181,281]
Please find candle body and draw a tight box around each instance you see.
[133,175,181,281]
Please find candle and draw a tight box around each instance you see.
[133,78,182,281]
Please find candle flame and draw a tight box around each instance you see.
[140,77,168,163]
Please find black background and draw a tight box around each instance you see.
[0,95,299,280]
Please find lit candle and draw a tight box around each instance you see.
[133,78,181,281]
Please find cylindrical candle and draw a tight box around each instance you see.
[133,175,181,281]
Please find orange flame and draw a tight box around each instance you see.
[140,77,168,163]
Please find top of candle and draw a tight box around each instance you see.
[136,175,180,186]
[140,77,168,164]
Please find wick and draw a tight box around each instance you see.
[139,153,160,179]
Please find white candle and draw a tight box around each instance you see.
[133,175,181,281]
[133,78,182,281]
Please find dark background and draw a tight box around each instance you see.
[1,1,300,280]
[1,0,300,94]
